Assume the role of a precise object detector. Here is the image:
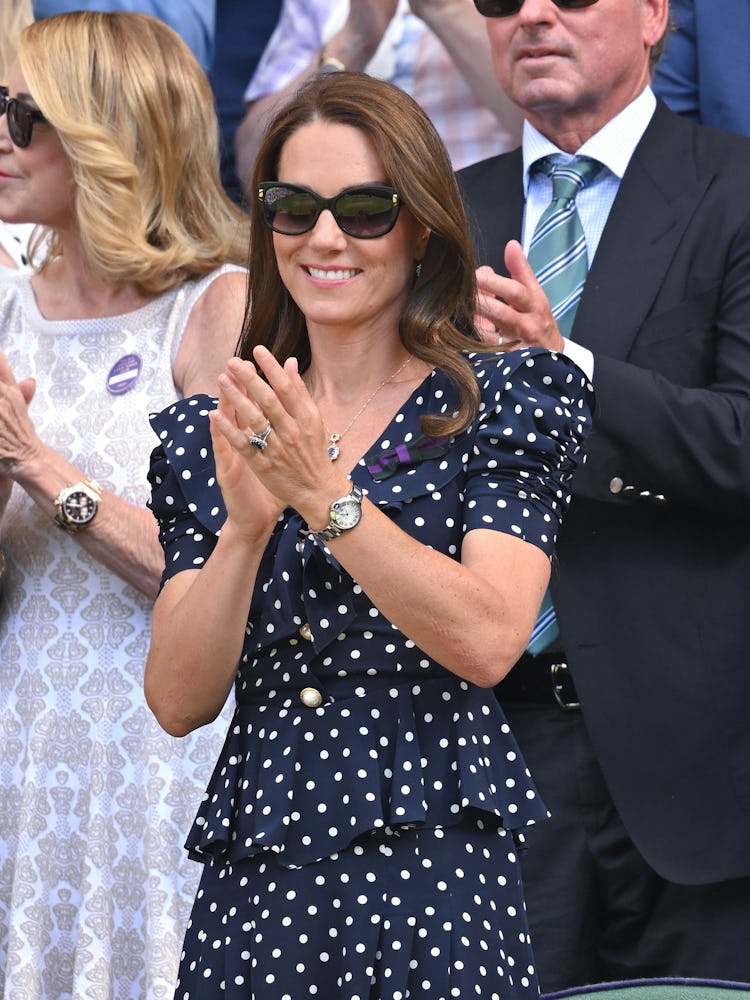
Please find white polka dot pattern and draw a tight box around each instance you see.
[147,349,592,867]
[175,822,539,999]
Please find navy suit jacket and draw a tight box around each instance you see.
[459,101,750,884]
[653,0,750,136]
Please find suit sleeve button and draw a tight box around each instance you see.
[609,476,624,494]
[300,687,323,708]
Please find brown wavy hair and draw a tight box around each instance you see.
[238,71,489,439]
[18,11,248,294]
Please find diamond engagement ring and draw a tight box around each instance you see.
[248,423,272,451]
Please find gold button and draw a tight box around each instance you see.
[300,687,323,708]
[299,623,312,641]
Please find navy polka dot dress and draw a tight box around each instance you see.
[148,349,593,999]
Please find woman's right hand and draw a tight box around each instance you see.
[0,352,37,514]
[209,373,286,543]
[0,349,39,479]
[0,364,35,518]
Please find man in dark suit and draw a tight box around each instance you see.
[459,0,750,991]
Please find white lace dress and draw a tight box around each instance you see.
[0,265,241,1000]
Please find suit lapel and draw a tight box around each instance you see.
[573,101,714,358]
[463,105,717,361]
[461,149,524,274]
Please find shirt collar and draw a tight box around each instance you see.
[522,86,657,194]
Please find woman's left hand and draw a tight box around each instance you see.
[209,346,350,528]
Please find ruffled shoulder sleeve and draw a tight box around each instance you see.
[148,394,225,587]
[462,348,594,556]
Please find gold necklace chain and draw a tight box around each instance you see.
[320,356,412,461]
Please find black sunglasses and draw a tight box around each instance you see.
[258,182,402,239]
[473,0,598,16]
[0,86,47,148]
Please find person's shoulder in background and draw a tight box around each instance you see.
[652,0,750,137]
[208,0,283,204]
[31,0,215,68]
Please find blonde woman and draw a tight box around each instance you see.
[0,0,33,273]
[0,12,248,999]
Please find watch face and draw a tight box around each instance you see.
[63,490,98,525]
[331,497,361,530]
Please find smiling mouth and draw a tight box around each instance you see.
[306,266,360,281]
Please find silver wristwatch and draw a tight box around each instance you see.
[54,478,103,534]
[311,483,363,543]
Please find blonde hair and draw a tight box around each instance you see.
[18,11,249,294]
[0,0,33,82]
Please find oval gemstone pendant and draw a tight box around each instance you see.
[327,433,341,461]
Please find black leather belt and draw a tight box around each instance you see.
[496,651,580,710]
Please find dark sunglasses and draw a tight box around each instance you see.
[0,86,47,148]
[473,0,598,16]
[258,182,402,239]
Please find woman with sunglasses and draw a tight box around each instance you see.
[145,70,593,999]
[0,11,249,1000]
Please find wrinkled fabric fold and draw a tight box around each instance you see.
[185,675,547,868]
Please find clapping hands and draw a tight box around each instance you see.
[209,347,348,542]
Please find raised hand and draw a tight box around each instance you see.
[475,240,565,352]
[0,349,40,478]
[207,368,286,544]
[209,347,350,538]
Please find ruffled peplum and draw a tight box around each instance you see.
[184,673,548,869]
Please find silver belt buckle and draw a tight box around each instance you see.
[551,661,580,711]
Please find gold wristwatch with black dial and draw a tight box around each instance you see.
[54,478,103,533]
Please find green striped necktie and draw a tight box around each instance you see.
[525,155,601,655]
[527,155,602,337]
